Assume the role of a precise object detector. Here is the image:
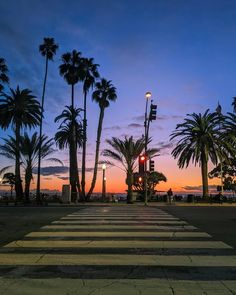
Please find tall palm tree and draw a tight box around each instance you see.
[36,37,58,202]
[55,106,83,202]
[232,97,236,113]
[87,79,117,200]
[59,50,83,109]
[0,87,41,200]
[81,57,100,199]
[0,133,62,202]
[102,136,158,203]
[170,110,229,198]
[0,58,9,92]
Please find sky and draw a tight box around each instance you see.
[0,0,235,194]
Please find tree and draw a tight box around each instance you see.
[55,106,83,202]
[133,171,167,200]
[81,58,100,199]
[0,87,41,200]
[232,97,236,113]
[36,37,58,203]
[2,173,15,198]
[102,136,158,203]
[59,50,83,109]
[0,58,9,92]
[87,79,117,200]
[0,133,62,202]
[170,110,229,198]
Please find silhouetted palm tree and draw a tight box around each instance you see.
[55,106,83,202]
[36,37,58,202]
[102,136,158,203]
[224,112,236,152]
[59,50,83,108]
[87,79,117,200]
[0,87,41,200]
[170,110,228,198]
[81,57,100,199]
[232,97,236,113]
[0,133,62,202]
[0,58,9,92]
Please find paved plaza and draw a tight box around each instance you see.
[0,205,236,294]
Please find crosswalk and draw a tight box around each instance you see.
[0,205,236,294]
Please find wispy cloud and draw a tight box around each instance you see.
[128,123,143,128]
[183,185,218,191]
[33,166,69,176]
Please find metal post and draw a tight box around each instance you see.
[144,92,151,206]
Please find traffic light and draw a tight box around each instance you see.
[138,176,143,183]
[149,160,155,172]
[139,155,146,174]
[149,104,157,121]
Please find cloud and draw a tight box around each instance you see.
[104,125,122,131]
[57,176,69,180]
[128,123,143,128]
[183,185,218,191]
[132,115,144,122]
[33,166,69,176]
[156,141,175,155]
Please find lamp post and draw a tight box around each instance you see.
[102,164,106,201]
[144,91,151,206]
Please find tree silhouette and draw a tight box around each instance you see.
[36,37,58,203]
[0,87,41,201]
[87,79,117,200]
[81,57,100,199]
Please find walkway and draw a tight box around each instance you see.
[0,206,236,294]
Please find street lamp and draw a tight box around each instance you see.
[102,164,106,201]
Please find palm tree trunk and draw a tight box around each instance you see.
[15,123,23,201]
[127,170,133,204]
[69,143,78,202]
[201,153,209,198]
[36,56,48,204]
[86,107,105,200]
[81,91,87,199]
[24,166,32,204]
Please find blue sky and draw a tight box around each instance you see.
[0,0,235,192]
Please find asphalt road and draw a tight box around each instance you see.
[162,205,236,248]
[0,204,235,294]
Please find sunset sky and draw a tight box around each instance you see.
[0,0,235,194]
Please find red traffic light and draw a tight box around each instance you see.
[140,155,145,162]
[138,176,143,182]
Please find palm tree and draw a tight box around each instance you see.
[224,112,236,154]
[232,97,236,113]
[59,50,83,109]
[2,173,15,198]
[81,57,100,199]
[87,79,117,200]
[55,106,83,202]
[0,58,9,92]
[0,133,62,202]
[0,87,41,200]
[36,37,58,202]
[170,110,229,198]
[102,136,158,203]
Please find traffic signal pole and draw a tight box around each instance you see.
[144,92,157,206]
[144,97,149,206]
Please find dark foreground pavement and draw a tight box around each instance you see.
[0,205,236,294]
